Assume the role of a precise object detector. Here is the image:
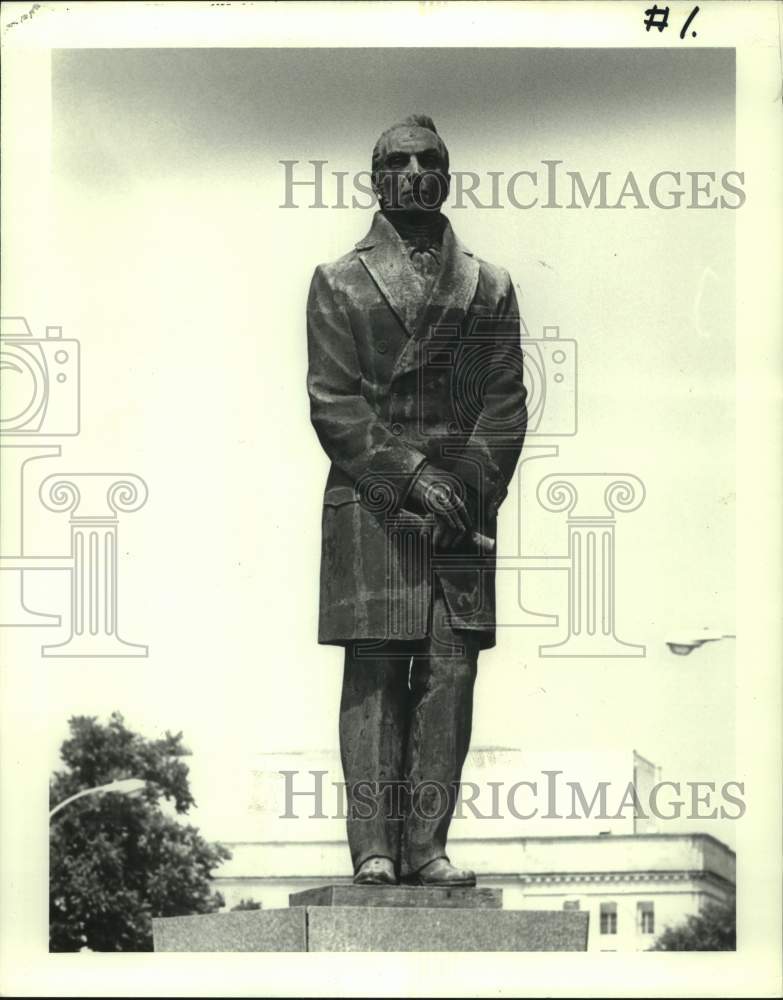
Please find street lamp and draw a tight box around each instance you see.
[49,778,147,820]
[665,631,736,656]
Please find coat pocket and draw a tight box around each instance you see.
[323,484,359,507]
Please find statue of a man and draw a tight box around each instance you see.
[306,115,527,887]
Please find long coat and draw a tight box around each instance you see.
[306,212,527,649]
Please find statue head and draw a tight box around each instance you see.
[371,114,451,214]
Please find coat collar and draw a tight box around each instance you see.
[355,212,479,339]
[355,210,474,256]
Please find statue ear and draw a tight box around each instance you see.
[371,171,391,210]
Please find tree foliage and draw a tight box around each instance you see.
[650,899,736,951]
[50,712,231,952]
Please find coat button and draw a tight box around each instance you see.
[376,340,388,354]
[391,423,403,436]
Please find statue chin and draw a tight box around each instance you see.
[376,178,448,215]
[379,197,445,216]
[384,209,442,221]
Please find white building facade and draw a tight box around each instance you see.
[188,748,736,951]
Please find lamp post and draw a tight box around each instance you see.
[49,778,147,820]
[665,631,736,656]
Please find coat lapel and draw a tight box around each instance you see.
[416,222,480,340]
[355,212,480,377]
[355,213,419,337]
[392,220,480,381]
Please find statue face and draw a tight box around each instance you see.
[372,126,450,213]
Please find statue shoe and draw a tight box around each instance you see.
[353,856,398,886]
[411,856,476,887]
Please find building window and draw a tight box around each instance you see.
[638,901,655,934]
[600,902,618,934]
[563,900,580,911]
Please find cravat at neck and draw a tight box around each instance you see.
[383,210,446,252]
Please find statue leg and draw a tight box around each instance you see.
[401,579,479,877]
[339,643,412,874]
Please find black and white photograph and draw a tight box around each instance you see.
[0,2,780,997]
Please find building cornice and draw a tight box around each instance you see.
[518,869,736,890]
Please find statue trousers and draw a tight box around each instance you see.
[339,576,480,877]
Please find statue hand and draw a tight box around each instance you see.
[406,463,473,550]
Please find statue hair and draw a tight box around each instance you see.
[371,114,450,175]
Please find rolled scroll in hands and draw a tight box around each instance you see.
[405,462,496,554]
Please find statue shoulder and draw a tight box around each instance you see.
[474,255,515,305]
[311,247,364,292]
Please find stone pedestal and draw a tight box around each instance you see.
[307,906,587,952]
[152,908,306,952]
[152,885,589,952]
[289,884,501,909]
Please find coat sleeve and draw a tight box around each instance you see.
[447,275,527,516]
[306,264,429,511]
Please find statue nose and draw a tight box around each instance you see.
[406,155,423,176]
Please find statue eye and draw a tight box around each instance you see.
[386,154,408,169]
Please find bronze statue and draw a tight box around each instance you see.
[306,115,527,886]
